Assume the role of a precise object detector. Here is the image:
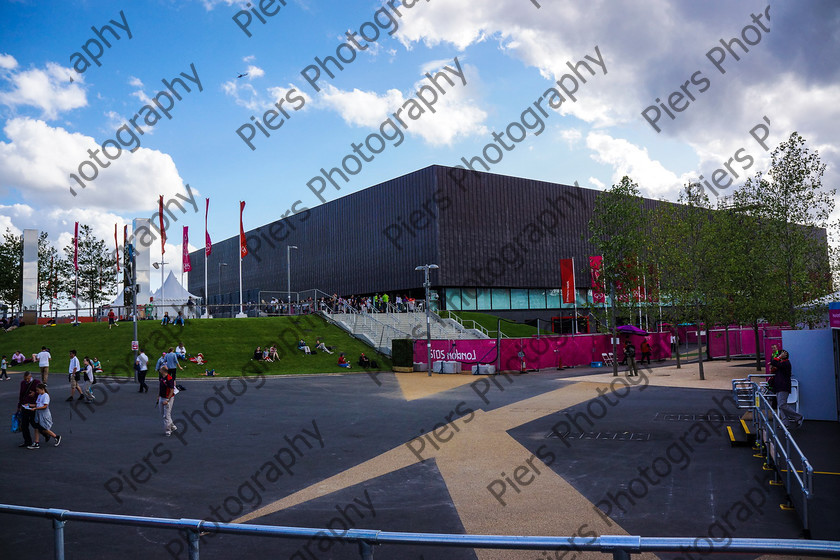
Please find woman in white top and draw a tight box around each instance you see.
[28,383,61,449]
[82,357,96,401]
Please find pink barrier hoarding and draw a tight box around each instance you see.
[413,333,672,371]
[830,303,840,329]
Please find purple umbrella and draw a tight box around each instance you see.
[616,325,648,336]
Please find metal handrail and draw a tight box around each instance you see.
[2,504,839,559]
[732,380,814,535]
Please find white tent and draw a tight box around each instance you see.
[150,271,202,319]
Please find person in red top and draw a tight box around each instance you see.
[108,309,118,329]
[640,339,652,365]
[17,371,41,448]
[157,369,177,436]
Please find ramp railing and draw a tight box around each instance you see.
[2,504,839,560]
[730,378,814,536]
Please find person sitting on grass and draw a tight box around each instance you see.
[253,346,262,361]
[173,311,185,326]
[315,339,334,354]
[176,343,187,360]
[92,357,103,374]
[297,339,306,350]
[268,345,279,361]
[337,353,351,368]
[161,312,171,326]
[358,353,371,368]
[262,347,272,362]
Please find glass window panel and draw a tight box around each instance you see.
[529,289,546,309]
[546,288,561,308]
[476,289,492,310]
[491,289,510,310]
[461,288,477,311]
[511,289,529,309]
[444,288,461,311]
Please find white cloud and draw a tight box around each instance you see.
[245,65,265,79]
[316,61,488,146]
[588,176,605,190]
[0,118,190,213]
[222,80,261,111]
[0,54,18,70]
[0,62,86,119]
[267,84,312,110]
[586,131,690,198]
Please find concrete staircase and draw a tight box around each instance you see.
[322,310,488,356]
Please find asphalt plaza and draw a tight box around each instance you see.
[0,360,836,560]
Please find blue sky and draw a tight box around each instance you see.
[1,0,838,290]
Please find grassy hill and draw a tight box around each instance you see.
[0,315,390,378]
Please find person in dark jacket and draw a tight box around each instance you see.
[771,350,803,428]
[17,371,41,448]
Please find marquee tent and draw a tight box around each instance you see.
[150,271,202,319]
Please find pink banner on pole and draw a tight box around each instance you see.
[589,256,604,304]
[182,226,192,272]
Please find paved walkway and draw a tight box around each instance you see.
[0,359,835,559]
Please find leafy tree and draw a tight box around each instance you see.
[0,229,22,315]
[733,132,834,326]
[588,176,646,376]
[63,225,117,316]
[650,183,721,380]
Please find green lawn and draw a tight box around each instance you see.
[0,315,390,378]
[448,311,540,338]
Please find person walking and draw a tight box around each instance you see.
[157,367,177,437]
[66,350,85,401]
[36,346,51,384]
[624,339,638,376]
[1,355,9,380]
[640,338,651,365]
[27,384,61,449]
[164,347,183,380]
[108,308,118,329]
[82,357,96,401]
[136,349,149,393]
[16,371,41,448]
[771,350,803,429]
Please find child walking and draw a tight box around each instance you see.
[27,383,61,449]
[0,355,8,380]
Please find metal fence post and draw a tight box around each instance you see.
[187,528,200,560]
[358,541,374,559]
[52,518,65,560]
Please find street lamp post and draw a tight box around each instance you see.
[415,264,439,377]
[287,245,298,315]
[217,262,228,318]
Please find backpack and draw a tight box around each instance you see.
[625,345,636,358]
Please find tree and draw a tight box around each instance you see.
[733,132,835,326]
[650,183,721,380]
[63,225,117,316]
[0,229,22,315]
[588,176,647,376]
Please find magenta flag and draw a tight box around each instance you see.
[183,226,192,272]
[73,221,79,271]
[589,256,605,304]
[204,198,212,257]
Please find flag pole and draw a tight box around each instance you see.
[572,257,578,334]
[237,201,246,318]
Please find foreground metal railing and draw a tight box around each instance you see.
[731,378,814,535]
[2,504,839,560]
